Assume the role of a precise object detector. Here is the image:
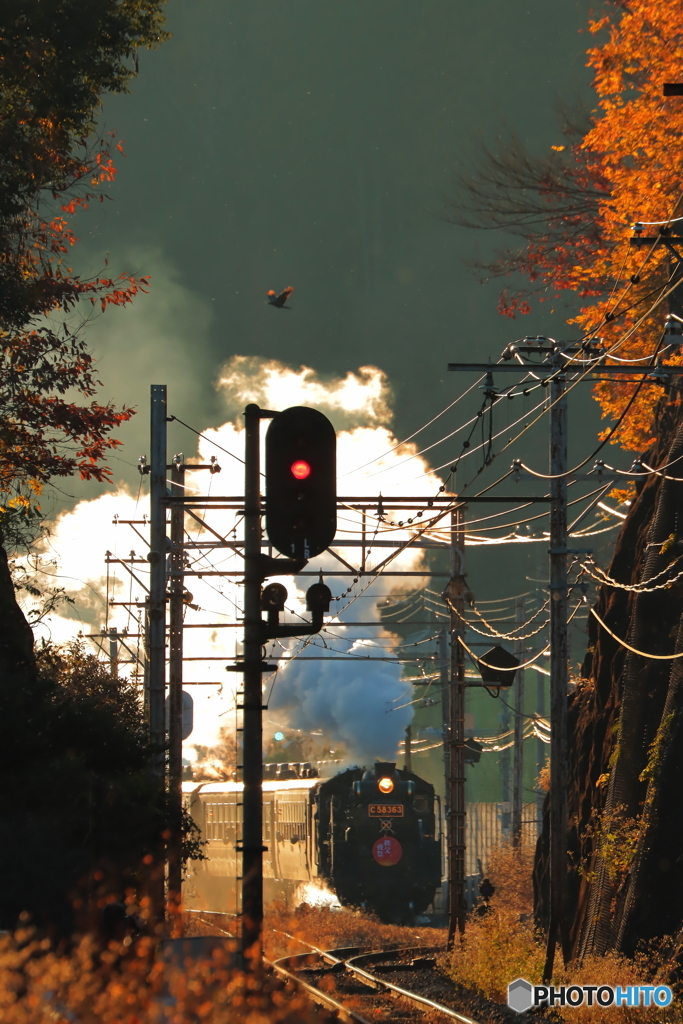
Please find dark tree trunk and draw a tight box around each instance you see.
[0,541,35,686]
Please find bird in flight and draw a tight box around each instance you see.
[266,286,294,309]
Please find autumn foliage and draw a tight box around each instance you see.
[452,0,683,453]
[0,2,168,518]
[572,0,683,452]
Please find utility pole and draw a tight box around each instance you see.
[439,627,450,908]
[404,724,412,773]
[544,354,569,979]
[534,542,546,840]
[167,454,185,925]
[500,698,511,836]
[447,505,467,947]
[146,384,168,931]
[512,596,525,847]
[241,403,266,967]
[148,386,167,769]
[537,666,545,838]
[108,627,119,677]
[143,603,150,720]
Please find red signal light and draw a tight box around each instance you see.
[290,460,311,480]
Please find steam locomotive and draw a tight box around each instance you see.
[183,761,442,922]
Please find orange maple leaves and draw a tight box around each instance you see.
[576,2,683,450]
[571,0,683,451]
[493,0,683,452]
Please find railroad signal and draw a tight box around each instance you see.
[476,645,520,687]
[265,406,336,559]
[290,459,311,480]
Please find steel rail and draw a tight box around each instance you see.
[344,948,478,1024]
[271,949,373,1024]
[190,913,479,1024]
[188,914,372,1022]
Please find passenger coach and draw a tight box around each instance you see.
[183,761,442,922]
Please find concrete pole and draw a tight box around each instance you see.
[512,596,525,847]
[143,603,150,722]
[242,404,264,966]
[537,666,546,838]
[439,627,450,904]
[447,505,467,948]
[108,627,119,677]
[148,384,168,931]
[167,455,185,924]
[404,724,412,773]
[500,701,511,835]
[544,355,569,978]
[148,385,167,769]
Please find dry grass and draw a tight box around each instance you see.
[560,949,682,1024]
[444,844,544,1001]
[6,856,682,1023]
[445,843,683,1023]
[0,905,445,1023]
[448,907,545,1003]
[0,920,332,1023]
[485,842,536,917]
[263,902,446,961]
[187,904,447,958]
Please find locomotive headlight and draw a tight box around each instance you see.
[378,777,394,795]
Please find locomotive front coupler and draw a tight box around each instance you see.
[258,579,332,641]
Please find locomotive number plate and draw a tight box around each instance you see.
[368,803,404,817]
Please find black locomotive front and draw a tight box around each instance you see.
[315,761,441,922]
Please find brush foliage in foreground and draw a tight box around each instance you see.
[0,641,201,934]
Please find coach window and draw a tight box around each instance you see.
[263,801,272,841]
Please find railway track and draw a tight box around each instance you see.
[189,912,484,1024]
[271,944,479,1024]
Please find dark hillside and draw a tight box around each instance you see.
[536,399,683,958]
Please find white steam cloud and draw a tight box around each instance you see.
[25,358,443,766]
[217,356,392,428]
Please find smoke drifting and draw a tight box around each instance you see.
[268,593,413,764]
[25,357,443,763]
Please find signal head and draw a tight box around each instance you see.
[261,582,288,612]
[265,406,337,560]
[306,582,332,614]
[291,459,311,480]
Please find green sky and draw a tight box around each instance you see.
[66,0,604,499]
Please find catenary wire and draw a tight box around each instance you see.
[343,374,485,476]
[580,553,683,593]
[169,414,245,466]
[591,608,683,660]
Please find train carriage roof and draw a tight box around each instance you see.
[182,777,333,796]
